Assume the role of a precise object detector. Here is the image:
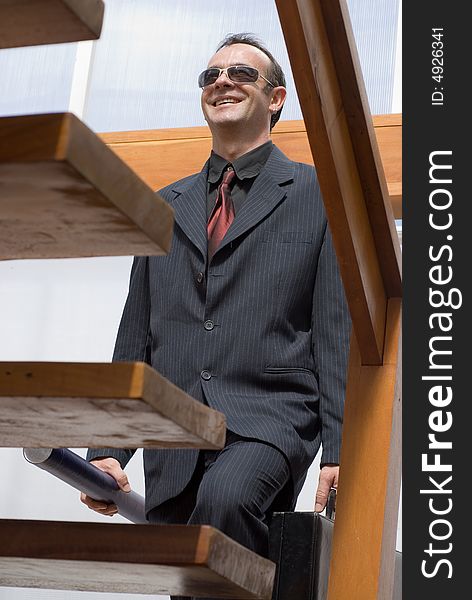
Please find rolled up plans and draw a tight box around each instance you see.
[23,448,147,524]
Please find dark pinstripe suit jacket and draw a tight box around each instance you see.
[88,145,351,513]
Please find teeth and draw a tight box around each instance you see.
[215,99,237,106]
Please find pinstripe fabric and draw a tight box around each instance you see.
[87,145,351,517]
[148,433,290,548]
[149,433,291,600]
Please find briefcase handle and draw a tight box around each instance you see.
[326,486,337,520]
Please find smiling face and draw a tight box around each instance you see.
[201,43,285,142]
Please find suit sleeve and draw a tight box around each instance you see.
[87,256,151,468]
[311,223,351,465]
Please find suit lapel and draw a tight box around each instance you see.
[215,145,294,255]
[167,147,295,260]
[168,167,208,258]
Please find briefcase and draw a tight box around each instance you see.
[268,507,402,600]
[269,510,334,600]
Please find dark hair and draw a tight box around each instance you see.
[215,33,286,130]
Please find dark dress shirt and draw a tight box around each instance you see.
[207,140,273,218]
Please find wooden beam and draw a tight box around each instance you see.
[370,115,402,219]
[0,520,275,599]
[0,0,104,49]
[0,362,226,449]
[317,0,402,291]
[0,113,174,260]
[328,298,402,600]
[98,115,402,218]
[275,0,402,365]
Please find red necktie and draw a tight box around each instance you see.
[207,166,236,259]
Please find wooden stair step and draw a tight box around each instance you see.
[0,113,173,260]
[0,361,226,448]
[0,520,275,599]
[0,0,104,49]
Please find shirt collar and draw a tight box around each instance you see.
[208,140,273,184]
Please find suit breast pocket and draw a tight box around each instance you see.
[261,230,313,244]
[257,230,318,318]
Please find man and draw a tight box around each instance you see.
[83,32,351,580]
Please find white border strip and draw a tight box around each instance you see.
[392,0,402,113]
[68,40,95,119]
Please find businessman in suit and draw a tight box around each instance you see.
[83,33,351,572]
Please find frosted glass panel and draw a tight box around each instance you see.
[84,0,300,131]
[0,0,399,128]
[84,0,399,132]
[347,0,400,113]
[0,44,77,116]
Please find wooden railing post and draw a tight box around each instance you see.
[274,1,402,598]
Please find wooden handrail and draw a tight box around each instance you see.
[99,115,401,220]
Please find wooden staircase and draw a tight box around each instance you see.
[0,5,277,598]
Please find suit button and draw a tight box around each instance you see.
[200,370,211,381]
[203,320,214,331]
[196,272,204,284]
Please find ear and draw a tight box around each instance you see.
[269,86,287,113]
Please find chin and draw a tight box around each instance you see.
[205,104,244,123]
[210,110,249,126]
[208,118,242,131]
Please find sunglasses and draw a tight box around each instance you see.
[198,65,275,89]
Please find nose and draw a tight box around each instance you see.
[214,68,234,87]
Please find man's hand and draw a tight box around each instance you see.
[314,464,339,513]
[80,457,131,517]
